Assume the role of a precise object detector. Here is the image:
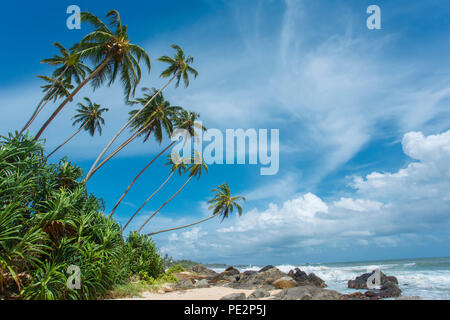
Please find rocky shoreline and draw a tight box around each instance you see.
[156,265,421,300]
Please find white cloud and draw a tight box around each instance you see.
[154,130,450,262]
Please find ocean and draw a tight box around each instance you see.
[211,257,450,300]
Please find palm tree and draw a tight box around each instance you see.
[108,109,205,217]
[90,88,181,177]
[137,152,208,233]
[42,42,92,85]
[20,43,91,135]
[20,76,75,136]
[85,44,198,182]
[121,154,188,232]
[47,98,108,158]
[146,183,245,236]
[35,10,150,139]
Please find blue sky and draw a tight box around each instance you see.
[1,0,450,265]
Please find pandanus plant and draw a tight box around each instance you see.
[85,44,198,182]
[35,10,150,139]
[146,183,245,236]
[137,152,208,233]
[47,97,108,158]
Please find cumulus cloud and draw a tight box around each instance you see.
[155,130,450,262]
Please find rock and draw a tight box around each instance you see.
[348,270,398,289]
[231,267,286,289]
[378,281,402,298]
[191,265,217,276]
[340,292,369,300]
[176,279,195,290]
[173,271,207,282]
[395,296,422,300]
[220,293,247,300]
[308,272,327,288]
[259,265,275,272]
[159,283,176,293]
[194,279,210,288]
[364,291,379,299]
[273,276,298,289]
[248,289,271,299]
[275,286,341,300]
[224,266,240,276]
[363,282,402,299]
[289,268,327,288]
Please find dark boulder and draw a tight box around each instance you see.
[258,265,275,272]
[224,266,240,276]
[190,264,217,276]
[289,268,327,288]
[274,286,341,300]
[348,270,398,289]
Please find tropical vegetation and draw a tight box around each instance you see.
[1,8,245,300]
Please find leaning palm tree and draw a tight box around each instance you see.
[35,10,150,139]
[20,43,91,135]
[85,44,198,182]
[147,183,245,236]
[42,42,92,85]
[121,154,188,232]
[90,88,182,177]
[47,98,108,158]
[108,109,205,217]
[137,152,208,233]
[20,76,75,136]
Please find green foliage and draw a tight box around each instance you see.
[0,133,163,300]
[166,264,185,275]
[121,231,165,280]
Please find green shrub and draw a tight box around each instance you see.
[166,264,185,275]
[0,133,124,299]
[121,231,165,280]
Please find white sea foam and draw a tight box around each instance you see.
[210,258,450,299]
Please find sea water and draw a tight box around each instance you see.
[211,257,450,300]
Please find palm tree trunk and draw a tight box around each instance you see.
[109,139,178,217]
[88,121,155,177]
[35,56,113,140]
[84,73,177,182]
[137,175,194,233]
[20,66,69,135]
[147,214,219,237]
[47,122,86,158]
[122,171,175,232]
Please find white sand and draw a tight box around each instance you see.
[119,287,281,300]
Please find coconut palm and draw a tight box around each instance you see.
[47,98,108,158]
[147,183,245,236]
[20,76,75,136]
[121,154,188,232]
[108,109,206,217]
[42,42,92,85]
[85,44,198,182]
[158,44,198,88]
[137,152,208,233]
[20,43,91,135]
[35,10,151,139]
[90,88,181,177]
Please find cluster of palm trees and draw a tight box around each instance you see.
[17,9,245,239]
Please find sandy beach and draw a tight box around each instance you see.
[118,287,282,300]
